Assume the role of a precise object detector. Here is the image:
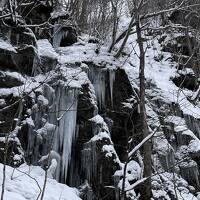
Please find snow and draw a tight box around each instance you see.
[102,144,116,158]
[54,40,118,109]
[37,95,49,106]
[58,66,89,89]
[188,139,200,153]
[89,114,104,125]
[165,116,185,126]
[151,172,198,200]
[0,66,89,99]
[90,131,110,142]
[0,164,81,200]
[0,39,17,52]
[1,11,200,200]
[165,114,200,153]
[191,86,200,101]
[37,39,58,59]
[25,117,35,127]
[123,34,200,119]
[58,41,118,68]
[0,99,6,106]
[36,122,56,137]
[0,71,26,83]
[115,160,141,182]
[51,10,69,19]
[47,159,58,178]
[87,115,121,165]
[89,114,110,134]
[153,133,173,156]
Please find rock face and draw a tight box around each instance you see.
[0,71,24,88]
[0,5,121,199]
[0,137,24,167]
[148,31,200,193]
[0,36,135,198]
[2,3,200,200]
[169,10,200,29]
[0,24,38,75]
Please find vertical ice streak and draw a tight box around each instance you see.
[109,69,115,107]
[88,66,115,111]
[53,23,62,48]
[88,67,106,110]
[49,85,79,182]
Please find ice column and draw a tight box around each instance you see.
[49,85,79,182]
[88,67,106,110]
[88,67,115,110]
[109,69,115,107]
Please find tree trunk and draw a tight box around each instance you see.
[121,161,128,200]
[108,0,118,52]
[115,14,135,58]
[135,16,152,200]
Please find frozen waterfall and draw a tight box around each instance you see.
[27,83,79,183]
[49,85,79,182]
[87,66,115,110]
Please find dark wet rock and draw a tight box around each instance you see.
[0,24,39,75]
[172,54,200,74]
[0,43,17,71]
[162,35,196,57]
[107,68,140,162]
[169,10,200,29]
[172,73,198,91]
[20,1,52,26]
[52,20,77,47]
[79,181,95,200]
[81,136,120,200]
[13,45,39,76]
[0,19,37,47]
[0,94,21,133]
[161,33,200,75]
[0,71,23,88]
[158,150,175,172]
[184,114,200,139]
[179,161,200,189]
[68,82,97,187]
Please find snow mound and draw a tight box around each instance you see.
[0,39,17,52]
[0,164,81,200]
[37,39,58,59]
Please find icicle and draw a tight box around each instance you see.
[81,141,97,184]
[53,24,62,48]
[113,175,121,200]
[165,155,169,170]
[184,114,200,139]
[26,120,35,163]
[180,161,200,188]
[87,67,106,111]
[52,21,69,48]
[26,78,79,183]
[87,66,115,110]
[50,86,79,182]
[158,149,174,172]
[31,51,40,76]
[109,69,115,107]
[16,100,24,126]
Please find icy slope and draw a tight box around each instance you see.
[0,164,81,200]
[124,34,200,119]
